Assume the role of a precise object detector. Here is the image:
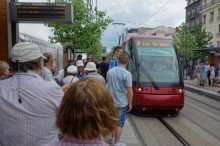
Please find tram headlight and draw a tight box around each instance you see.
[134,87,148,93]
[176,88,184,94]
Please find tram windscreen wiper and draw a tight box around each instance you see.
[139,64,160,90]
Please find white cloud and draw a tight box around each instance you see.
[18,0,186,48]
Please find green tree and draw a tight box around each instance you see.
[173,23,196,59]
[193,23,212,59]
[173,23,213,60]
[48,0,112,59]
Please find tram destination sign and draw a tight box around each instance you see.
[10,2,73,23]
[135,40,171,48]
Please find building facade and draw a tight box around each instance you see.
[200,0,220,47]
[185,0,201,32]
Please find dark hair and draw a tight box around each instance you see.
[77,55,82,60]
[118,54,129,65]
[114,46,122,51]
[102,56,106,61]
[9,57,43,72]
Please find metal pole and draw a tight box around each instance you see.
[112,23,125,45]
[118,36,121,45]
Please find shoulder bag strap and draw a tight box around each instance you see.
[70,76,75,85]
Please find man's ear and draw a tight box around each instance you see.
[38,63,43,71]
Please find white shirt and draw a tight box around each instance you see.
[205,65,210,72]
[62,75,79,85]
[86,72,106,84]
[0,71,64,146]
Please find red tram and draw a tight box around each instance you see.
[122,35,184,116]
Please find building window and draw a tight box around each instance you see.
[187,10,191,16]
[209,26,213,33]
[216,25,220,36]
[192,8,195,15]
[209,11,214,22]
[217,8,220,20]
[196,18,200,25]
[208,42,213,47]
[217,41,220,47]
[219,24,220,33]
[203,15,206,24]
[196,6,200,14]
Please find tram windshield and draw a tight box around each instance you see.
[137,46,180,83]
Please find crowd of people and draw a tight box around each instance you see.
[0,42,133,146]
[194,59,220,87]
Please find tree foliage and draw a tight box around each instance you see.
[48,0,113,59]
[173,23,212,60]
[193,23,212,59]
[172,23,196,58]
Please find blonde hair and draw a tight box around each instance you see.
[0,60,9,75]
[57,78,118,140]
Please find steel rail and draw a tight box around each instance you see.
[158,117,191,146]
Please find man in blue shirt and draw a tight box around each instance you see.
[108,46,123,70]
[106,54,133,146]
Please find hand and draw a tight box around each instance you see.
[127,104,132,112]
[61,84,70,92]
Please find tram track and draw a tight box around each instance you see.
[186,94,220,111]
[129,114,190,146]
[157,117,191,146]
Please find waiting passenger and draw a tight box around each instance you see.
[41,52,69,91]
[41,52,56,81]
[0,60,11,80]
[76,60,87,79]
[62,65,79,85]
[108,46,123,70]
[43,78,118,146]
[85,62,105,84]
[55,69,64,82]
[0,42,64,146]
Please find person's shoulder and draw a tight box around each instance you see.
[37,77,61,90]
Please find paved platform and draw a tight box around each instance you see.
[111,79,220,146]
[184,79,220,100]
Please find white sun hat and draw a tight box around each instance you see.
[84,62,97,71]
[76,60,84,67]
[67,65,78,74]
[11,42,46,63]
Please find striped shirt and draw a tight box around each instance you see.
[43,135,108,146]
[0,71,64,146]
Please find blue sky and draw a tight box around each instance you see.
[18,0,186,50]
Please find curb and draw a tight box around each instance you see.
[184,84,220,102]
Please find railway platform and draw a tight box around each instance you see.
[112,79,220,146]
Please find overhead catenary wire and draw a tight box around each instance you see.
[115,0,129,23]
[112,0,128,37]
[139,0,173,25]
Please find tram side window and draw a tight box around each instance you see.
[128,48,137,82]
